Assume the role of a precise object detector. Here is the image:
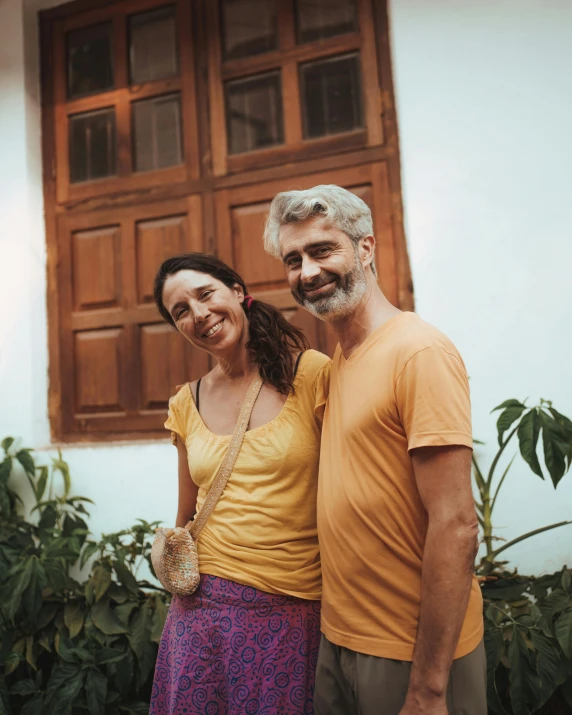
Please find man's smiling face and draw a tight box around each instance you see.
[279,216,369,321]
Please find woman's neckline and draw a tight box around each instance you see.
[189,351,308,440]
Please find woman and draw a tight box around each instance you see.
[149,253,329,715]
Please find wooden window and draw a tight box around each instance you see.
[41,0,413,442]
[295,0,358,43]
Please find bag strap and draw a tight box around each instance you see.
[187,373,263,539]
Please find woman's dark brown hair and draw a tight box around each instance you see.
[153,253,309,394]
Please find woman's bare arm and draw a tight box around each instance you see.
[174,434,198,527]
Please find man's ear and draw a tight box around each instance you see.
[358,235,376,271]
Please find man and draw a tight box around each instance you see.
[264,185,486,715]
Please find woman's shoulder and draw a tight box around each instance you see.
[299,349,330,377]
[168,381,193,413]
[297,350,331,399]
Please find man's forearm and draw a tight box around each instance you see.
[405,519,478,704]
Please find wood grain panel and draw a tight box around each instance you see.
[140,323,210,409]
[230,202,285,290]
[136,214,187,303]
[72,226,120,310]
[75,328,124,412]
[140,323,184,409]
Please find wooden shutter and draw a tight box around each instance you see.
[41,0,413,441]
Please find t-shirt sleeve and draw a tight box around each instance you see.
[164,386,189,441]
[394,345,472,452]
[313,360,331,426]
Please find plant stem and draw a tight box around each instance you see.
[491,521,572,559]
[486,425,519,489]
[472,454,486,498]
[490,454,516,513]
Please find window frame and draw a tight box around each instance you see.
[51,0,200,204]
[40,0,413,443]
[207,0,383,176]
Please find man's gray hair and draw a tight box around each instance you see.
[263,184,376,275]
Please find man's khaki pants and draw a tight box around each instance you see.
[314,635,487,715]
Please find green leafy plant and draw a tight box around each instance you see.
[473,399,572,575]
[0,438,170,715]
[473,400,572,714]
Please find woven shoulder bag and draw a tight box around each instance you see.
[151,374,263,596]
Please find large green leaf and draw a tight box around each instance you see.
[113,561,139,597]
[38,601,59,629]
[517,409,543,478]
[539,411,569,487]
[47,668,85,715]
[44,559,69,593]
[128,601,156,686]
[562,675,572,708]
[555,608,572,658]
[80,542,100,570]
[0,679,9,715]
[118,703,150,715]
[52,455,71,498]
[3,558,34,621]
[484,625,507,714]
[508,628,531,715]
[492,399,527,413]
[85,669,107,715]
[539,587,570,622]
[114,648,134,698]
[91,600,129,635]
[38,504,57,531]
[496,405,527,446]
[91,564,112,602]
[530,631,562,706]
[35,466,49,502]
[22,557,48,623]
[16,449,35,476]
[20,697,44,715]
[55,634,93,665]
[63,601,86,639]
[0,458,12,485]
[1,437,14,453]
[95,647,127,665]
[127,601,152,663]
[481,578,531,601]
[9,679,37,696]
[548,407,572,466]
[151,595,169,643]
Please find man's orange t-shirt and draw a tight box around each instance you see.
[318,311,483,661]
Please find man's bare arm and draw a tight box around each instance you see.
[401,444,478,714]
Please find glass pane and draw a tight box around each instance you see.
[69,108,116,183]
[220,0,278,60]
[67,23,113,98]
[133,94,183,172]
[300,53,363,139]
[129,6,178,84]
[225,72,283,154]
[296,0,358,43]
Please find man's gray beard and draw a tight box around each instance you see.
[297,261,368,321]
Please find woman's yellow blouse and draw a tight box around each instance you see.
[165,349,330,600]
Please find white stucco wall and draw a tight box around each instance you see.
[0,0,570,575]
[389,0,572,573]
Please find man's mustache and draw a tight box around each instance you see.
[298,271,338,294]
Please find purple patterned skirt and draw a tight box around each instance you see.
[150,575,321,715]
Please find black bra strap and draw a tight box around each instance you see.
[195,378,201,413]
[294,351,304,377]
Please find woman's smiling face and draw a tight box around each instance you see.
[162,269,247,355]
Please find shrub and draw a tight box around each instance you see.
[0,438,170,715]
